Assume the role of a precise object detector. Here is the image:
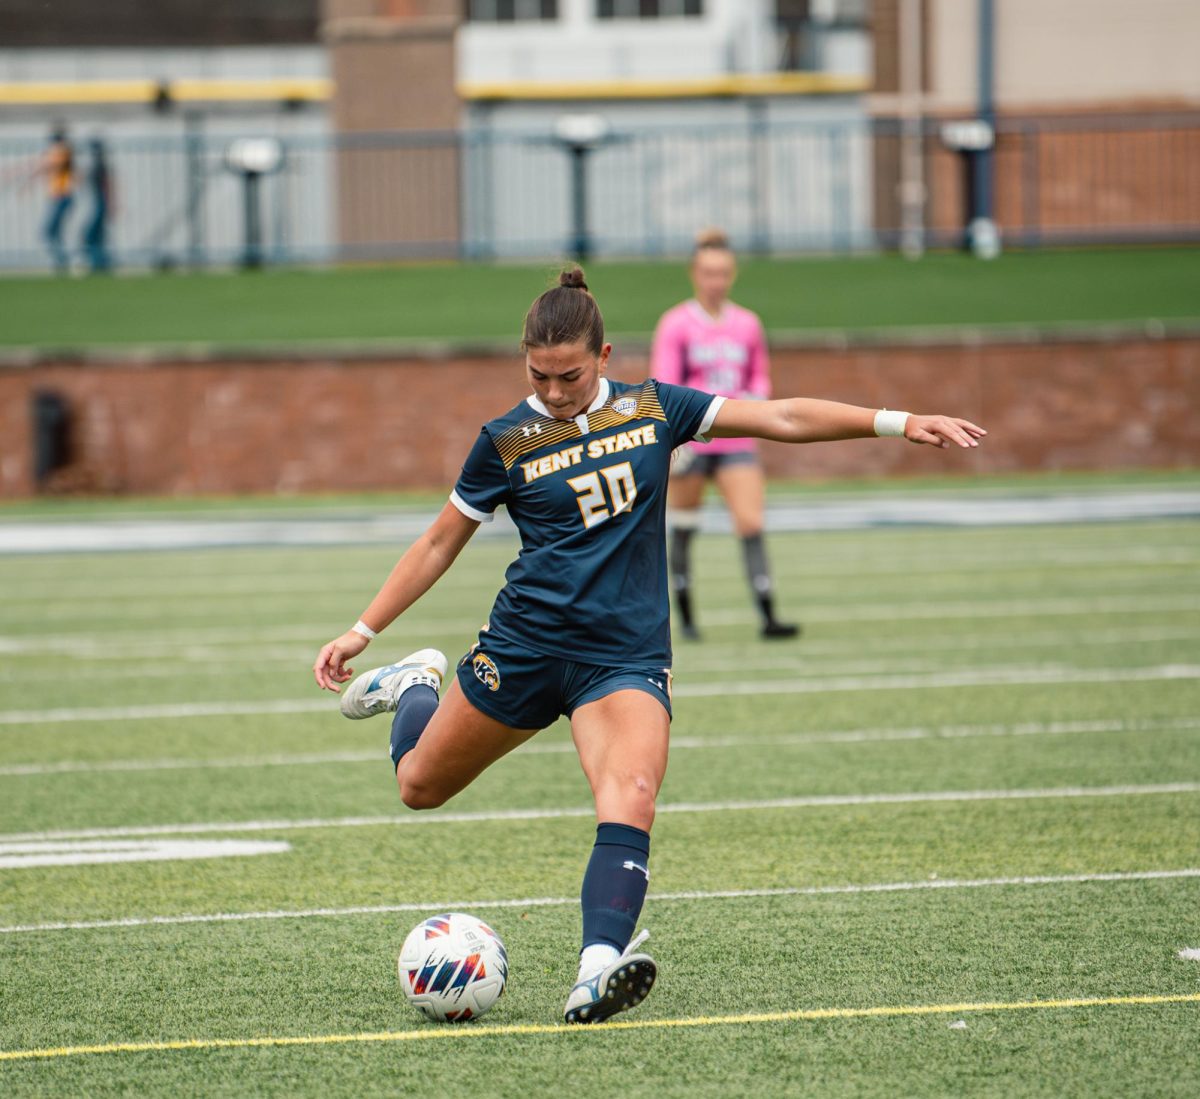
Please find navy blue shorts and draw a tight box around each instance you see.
[456,626,673,730]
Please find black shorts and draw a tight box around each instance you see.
[456,626,672,730]
[672,447,758,479]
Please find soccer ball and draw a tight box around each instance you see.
[397,912,508,1023]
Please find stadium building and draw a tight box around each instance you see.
[0,2,1195,266]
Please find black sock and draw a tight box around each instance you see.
[741,533,774,623]
[389,685,439,770]
[580,822,651,952]
[670,526,696,628]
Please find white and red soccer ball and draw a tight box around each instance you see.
[398,912,508,1022]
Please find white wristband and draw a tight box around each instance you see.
[874,409,910,438]
[351,620,377,640]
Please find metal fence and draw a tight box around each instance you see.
[1,111,1197,271]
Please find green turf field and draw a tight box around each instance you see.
[1,484,1198,1096]
[1,247,1197,350]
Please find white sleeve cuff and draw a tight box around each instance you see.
[449,490,494,523]
[693,395,726,443]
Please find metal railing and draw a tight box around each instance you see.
[1,110,1196,271]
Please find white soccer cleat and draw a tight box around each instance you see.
[563,929,656,1025]
[339,648,448,720]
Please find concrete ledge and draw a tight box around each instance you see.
[2,319,1198,370]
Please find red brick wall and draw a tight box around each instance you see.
[2,333,1196,498]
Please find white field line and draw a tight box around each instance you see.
[2,663,1196,727]
[5,548,1197,603]
[3,782,1198,844]
[3,715,1198,779]
[3,592,1200,652]
[0,838,291,869]
[0,698,331,725]
[14,589,1200,627]
[1,625,1197,684]
[672,663,1200,698]
[3,868,1197,936]
[3,489,1197,555]
[698,593,1200,627]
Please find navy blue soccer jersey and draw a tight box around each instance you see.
[450,378,723,665]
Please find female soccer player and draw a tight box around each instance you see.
[313,268,985,1025]
[652,229,797,640]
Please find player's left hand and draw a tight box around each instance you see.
[905,415,987,449]
[313,630,370,693]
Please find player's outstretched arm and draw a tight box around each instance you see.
[313,502,480,692]
[710,397,986,450]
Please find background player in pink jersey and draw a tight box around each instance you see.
[652,228,799,641]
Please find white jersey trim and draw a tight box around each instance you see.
[526,377,610,421]
[694,395,726,443]
[449,490,494,524]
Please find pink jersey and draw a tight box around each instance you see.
[650,299,770,453]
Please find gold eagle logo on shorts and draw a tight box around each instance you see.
[472,652,501,692]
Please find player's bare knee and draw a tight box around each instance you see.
[602,773,657,830]
[397,772,447,811]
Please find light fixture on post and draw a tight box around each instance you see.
[224,137,284,269]
[553,114,612,262]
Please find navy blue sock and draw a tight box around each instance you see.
[580,822,651,953]
[389,685,439,770]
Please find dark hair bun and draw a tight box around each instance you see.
[559,266,589,291]
[694,227,731,251]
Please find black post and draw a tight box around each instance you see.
[974,0,995,223]
[241,171,263,270]
[969,0,1000,256]
[569,144,591,262]
[184,110,205,268]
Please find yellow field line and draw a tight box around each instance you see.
[2,993,1197,1063]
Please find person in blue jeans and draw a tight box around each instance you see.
[81,138,114,273]
[312,266,986,1024]
[40,126,75,274]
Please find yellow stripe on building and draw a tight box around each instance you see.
[458,72,869,102]
[0,78,333,107]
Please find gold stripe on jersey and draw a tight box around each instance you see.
[588,381,668,434]
[493,382,668,471]
[494,416,582,470]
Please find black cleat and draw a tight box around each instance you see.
[760,621,801,640]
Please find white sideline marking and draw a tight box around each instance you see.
[0,698,331,725]
[674,664,1200,699]
[0,838,290,869]
[1,664,1196,726]
[1178,948,1200,961]
[2,868,1196,936]
[2,782,1197,844]
[3,592,1200,655]
[3,715,1198,778]
[1,623,1197,686]
[1,624,1198,681]
[3,489,1198,555]
[3,540,1196,602]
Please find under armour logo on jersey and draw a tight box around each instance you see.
[623,860,650,881]
[521,423,544,437]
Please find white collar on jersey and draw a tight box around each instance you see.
[687,299,728,326]
[525,376,610,423]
